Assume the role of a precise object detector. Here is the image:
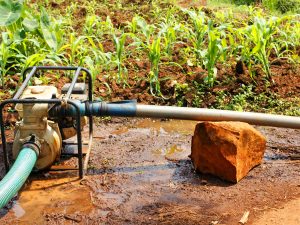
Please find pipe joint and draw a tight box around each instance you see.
[21,134,41,157]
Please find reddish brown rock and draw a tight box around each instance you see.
[191,122,266,183]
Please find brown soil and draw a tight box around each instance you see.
[0,118,299,224]
[92,59,300,108]
[255,198,300,225]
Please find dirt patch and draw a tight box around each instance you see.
[0,173,97,224]
[254,198,300,225]
[1,118,299,224]
[177,0,207,8]
[85,119,300,225]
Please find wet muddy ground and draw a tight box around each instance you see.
[0,118,299,224]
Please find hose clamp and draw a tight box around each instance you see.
[85,101,91,116]
[100,101,108,116]
[22,134,41,157]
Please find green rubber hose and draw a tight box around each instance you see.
[0,147,38,208]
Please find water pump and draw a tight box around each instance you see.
[12,83,89,170]
[13,86,62,170]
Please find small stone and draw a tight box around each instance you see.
[191,122,266,183]
[239,211,250,224]
[200,179,208,185]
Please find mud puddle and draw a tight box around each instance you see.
[0,118,299,224]
[87,118,300,224]
[0,173,95,224]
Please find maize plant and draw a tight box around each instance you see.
[235,24,256,78]
[202,27,228,87]
[244,16,280,81]
[84,43,112,84]
[112,33,128,84]
[184,9,208,65]
[20,53,47,74]
[158,12,181,56]
[144,37,162,96]
[86,37,112,74]
[99,16,115,37]
[84,15,98,36]
[62,33,87,67]
[225,25,242,59]
[270,25,294,62]
[130,16,154,45]
[159,22,176,56]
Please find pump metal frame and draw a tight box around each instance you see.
[0,66,93,178]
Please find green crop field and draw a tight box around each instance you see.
[0,0,299,115]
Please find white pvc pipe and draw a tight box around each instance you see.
[136,105,300,129]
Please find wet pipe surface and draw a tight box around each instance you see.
[0,118,299,224]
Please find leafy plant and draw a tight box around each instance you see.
[84,46,112,84]
[62,33,86,66]
[202,27,228,86]
[158,17,182,56]
[148,37,162,96]
[0,0,23,27]
[244,16,280,81]
[130,16,154,45]
[112,33,127,84]
[40,7,58,51]
[174,82,190,107]
[184,9,208,66]
[0,33,13,87]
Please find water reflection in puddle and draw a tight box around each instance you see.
[153,144,190,161]
[153,145,183,156]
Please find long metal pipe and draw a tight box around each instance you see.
[50,101,300,129]
[136,104,300,129]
